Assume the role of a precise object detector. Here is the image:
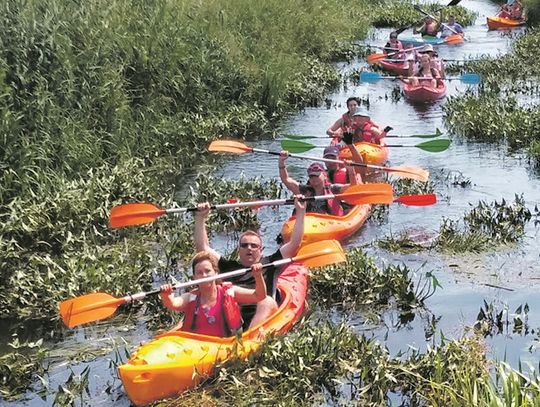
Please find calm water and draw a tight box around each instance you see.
[5,0,540,405]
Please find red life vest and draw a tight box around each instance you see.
[325,184,344,216]
[354,120,378,143]
[182,283,243,337]
[331,167,347,184]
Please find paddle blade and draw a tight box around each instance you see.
[360,71,383,83]
[395,193,437,206]
[281,139,316,153]
[338,183,394,205]
[367,53,386,64]
[416,139,451,152]
[109,203,166,228]
[60,293,123,328]
[208,140,253,154]
[444,34,464,44]
[383,165,430,182]
[460,73,481,85]
[295,240,346,268]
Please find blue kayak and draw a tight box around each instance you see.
[399,34,464,47]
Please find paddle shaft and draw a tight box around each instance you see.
[275,149,388,171]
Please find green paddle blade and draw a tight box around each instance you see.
[283,133,327,140]
[416,139,451,152]
[281,139,317,153]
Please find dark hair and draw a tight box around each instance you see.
[346,96,359,106]
[390,31,398,39]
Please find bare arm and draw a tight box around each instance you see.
[194,203,221,259]
[280,197,306,258]
[278,151,301,195]
[326,118,343,138]
[234,264,267,303]
[160,285,190,312]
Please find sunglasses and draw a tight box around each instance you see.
[240,242,261,249]
[308,173,321,178]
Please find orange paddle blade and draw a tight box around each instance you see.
[339,183,394,205]
[109,203,166,228]
[444,34,464,44]
[383,165,429,182]
[294,240,346,268]
[60,293,124,328]
[367,52,386,64]
[395,193,437,206]
[208,140,253,154]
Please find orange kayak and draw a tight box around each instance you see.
[281,204,371,246]
[118,263,308,406]
[338,141,389,165]
[487,16,526,29]
[403,81,447,103]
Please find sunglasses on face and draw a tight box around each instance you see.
[308,173,321,178]
[240,242,260,249]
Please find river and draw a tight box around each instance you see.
[5,0,540,405]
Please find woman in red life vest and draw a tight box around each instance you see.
[160,251,266,337]
[383,31,404,60]
[406,53,441,88]
[414,15,440,37]
[326,99,387,145]
[278,151,360,216]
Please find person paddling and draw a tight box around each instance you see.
[194,196,306,329]
[440,14,464,38]
[418,44,445,79]
[278,151,360,216]
[414,15,440,37]
[160,251,266,337]
[327,100,388,145]
[405,53,441,88]
[383,31,404,61]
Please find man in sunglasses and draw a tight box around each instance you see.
[194,197,306,329]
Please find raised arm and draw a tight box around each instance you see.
[278,151,301,195]
[194,203,221,259]
[280,196,306,258]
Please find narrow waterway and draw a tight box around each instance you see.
[5,0,540,405]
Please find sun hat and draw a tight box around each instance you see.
[323,145,340,158]
[307,162,325,176]
[419,44,434,53]
[352,106,370,117]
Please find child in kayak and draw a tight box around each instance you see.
[160,251,267,337]
[405,53,441,88]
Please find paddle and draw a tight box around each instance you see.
[395,0,462,35]
[283,128,442,140]
[209,140,429,182]
[59,240,346,328]
[395,193,437,206]
[109,184,397,228]
[281,139,451,154]
[367,44,425,64]
[360,71,481,85]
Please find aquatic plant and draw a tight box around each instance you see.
[436,195,532,252]
[473,300,531,337]
[0,336,47,399]
[309,248,439,314]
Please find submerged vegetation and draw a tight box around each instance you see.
[171,319,540,406]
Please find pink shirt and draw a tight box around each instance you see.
[188,286,226,337]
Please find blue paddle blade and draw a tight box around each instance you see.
[461,73,481,84]
[360,71,381,83]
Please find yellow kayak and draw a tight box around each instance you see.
[118,263,308,406]
[281,204,371,246]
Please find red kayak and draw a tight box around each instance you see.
[377,59,410,77]
[402,81,447,103]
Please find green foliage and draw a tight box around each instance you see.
[172,319,540,406]
[0,336,47,399]
[309,248,438,314]
[436,195,532,253]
